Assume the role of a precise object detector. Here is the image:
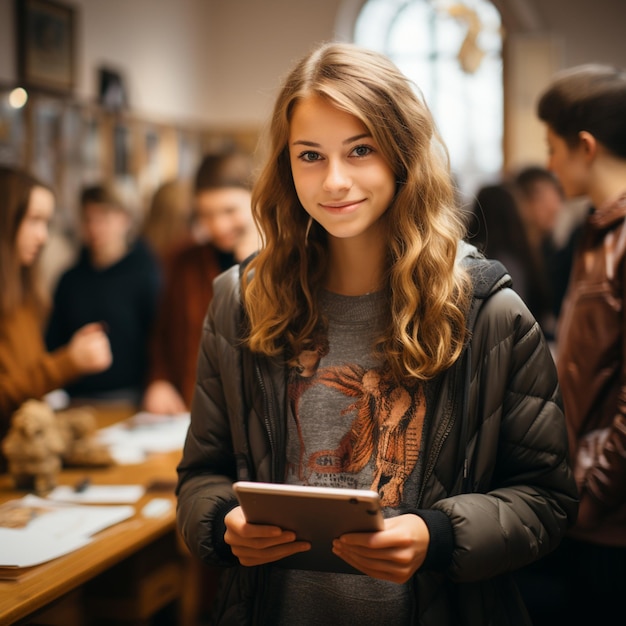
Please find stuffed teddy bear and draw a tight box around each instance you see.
[1,400,114,493]
[1,399,66,493]
[55,406,114,467]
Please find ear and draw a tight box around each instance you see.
[578,131,598,161]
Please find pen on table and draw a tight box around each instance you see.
[74,477,91,493]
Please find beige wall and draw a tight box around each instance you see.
[207,0,343,127]
[532,0,626,67]
[502,0,626,170]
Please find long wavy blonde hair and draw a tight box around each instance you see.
[243,42,471,381]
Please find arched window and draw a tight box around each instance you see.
[354,0,503,199]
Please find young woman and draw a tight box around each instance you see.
[0,167,111,448]
[535,63,626,624]
[176,43,578,625]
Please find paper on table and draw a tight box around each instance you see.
[1,533,91,569]
[97,411,190,464]
[0,495,134,568]
[47,484,145,504]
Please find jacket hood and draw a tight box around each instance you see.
[457,239,513,300]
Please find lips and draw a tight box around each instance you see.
[320,199,364,212]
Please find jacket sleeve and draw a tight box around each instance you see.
[0,308,82,421]
[433,288,579,582]
[175,268,242,567]
[578,257,626,523]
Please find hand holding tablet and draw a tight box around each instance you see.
[232,481,383,574]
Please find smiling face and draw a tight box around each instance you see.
[15,185,54,267]
[288,95,396,245]
[193,187,254,251]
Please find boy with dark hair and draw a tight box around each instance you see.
[46,183,160,404]
[531,63,626,625]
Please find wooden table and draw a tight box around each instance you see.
[0,404,190,626]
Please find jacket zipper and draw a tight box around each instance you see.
[254,356,283,481]
[415,361,463,506]
[252,356,279,625]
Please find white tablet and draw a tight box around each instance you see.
[233,481,384,574]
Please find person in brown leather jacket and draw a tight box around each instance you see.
[534,63,626,625]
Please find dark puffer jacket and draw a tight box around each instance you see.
[176,244,578,626]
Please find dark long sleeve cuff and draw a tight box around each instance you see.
[212,496,240,562]
[406,508,454,571]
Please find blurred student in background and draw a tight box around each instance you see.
[141,179,193,263]
[466,182,554,338]
[514,167,563,250]
[0,167,111,451]
[142,149,259,625]
[513,166,580,320]
[533,63,626,625]
[142,149,260,415]
[46,184,160,405]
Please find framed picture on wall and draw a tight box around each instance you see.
[15,0,77,93]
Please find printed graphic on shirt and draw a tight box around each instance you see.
[287,347,425,507]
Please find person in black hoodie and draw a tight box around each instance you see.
[46,184,161,405]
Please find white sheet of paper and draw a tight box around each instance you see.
[0,495,134,568]
[0,531,92,568]
[96,412,190,464]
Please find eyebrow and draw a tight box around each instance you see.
[291,133,372,147]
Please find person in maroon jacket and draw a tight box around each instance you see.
[142,149,259,414]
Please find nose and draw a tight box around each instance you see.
[38,222,49,246]
[323,159,351,193]
[208,214,233,240]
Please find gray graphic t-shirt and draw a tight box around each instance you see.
[266,290,426,625]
